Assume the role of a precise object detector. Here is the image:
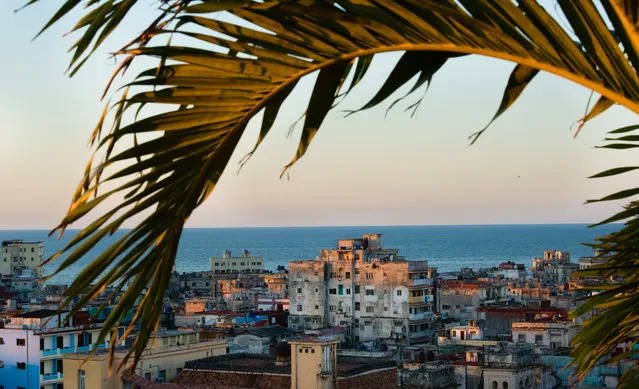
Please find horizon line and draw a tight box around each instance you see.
[0,221,619,232]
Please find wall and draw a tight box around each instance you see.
[290,340,337,389]
[0,328,41,389]
[289,261,326,330]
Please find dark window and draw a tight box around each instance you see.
[345,272,351,279]
[297,288,302,294]
[355,302,360,311]
[17,362,26,370]
[397,290,402,296]
[366,306,374,313]
[365,289,374,296]
[16,339,25,346]
[0,337,4,344]
[355,285,360,294]
[297,304,303,312]
[329,288,337,295]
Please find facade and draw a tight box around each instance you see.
[511,320,576,350]
[0,240,45,277]
[532,249,570,270]
[288,234,437,347]
[63,330,227,389]
[494,262,527,280]
[210,250,264,274]
[0,309,120,389]
[438,280,505,322]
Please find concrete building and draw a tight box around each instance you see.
[288,234,437,347]
[532,249,570,270]
[0,240,45,277]
[444,320,483,341]
[63,329,227,389]
[437,280,506,322]
[482,342,551,389]
[512,320,576,350]
[0,309,121,389]
[494,262,527,280]
[210,250,264,274]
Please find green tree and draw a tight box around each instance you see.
[21,0,639,384]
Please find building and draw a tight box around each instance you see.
[0,240,45,277]
[494,262,527,280]
[511,320,576,351]
[210,250,264,274]
[0,309,122,389]
[288,234,437,347]
[437,280,506,322]
[578,255,609,270]
[63,329,227,389]
[443,320,483,341]
[482,342,551,389]
[532,249,570,270]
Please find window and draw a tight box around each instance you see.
[0,337,3,344]
[442,304,451,310]
[346,288,351,295]
[345,272,351,279]
[329,288,337,295]
[0,361,3,368]
[366,306,374,313]
[329,305,336,312]
[452,331,457,337]
[365,289,375,296]
[503,382,509,389]
[338,285,344,295]
[315,305,319,310]
[315,288,319,293]
[355,285,360,294]
[297,304,303,312]
[518,334,526,342]
[365,272,373,280]
[17,362,26,370]
[355,302,360,311]
[396,290,402,296]
[534,335,543,344]
[16,338,25,346]
[297,288,302,294]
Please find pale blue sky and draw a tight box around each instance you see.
[0,1,637,229]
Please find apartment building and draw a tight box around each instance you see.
[210,250,264,274]
[0,309,123,389]
[0,240,45,277]
[288,234,437,347]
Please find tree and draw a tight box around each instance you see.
[20,0,639,384]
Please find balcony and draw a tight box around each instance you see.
[409,312,434,321]
[409,278,433,286]
[408,329,433,339]
[41,372,64,382]
[41,349,59,357]
[61,346,77,354]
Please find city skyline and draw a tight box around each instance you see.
[1,1,637,229]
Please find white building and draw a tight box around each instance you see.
[0,240,45,277]
[511,320,576,350]
[210,250,264,274]
[0,309,123,389]
[289,234,437,347]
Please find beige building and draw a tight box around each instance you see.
[0,239,45,276]
[512,320,576,350]
[290,337,338,389]
[210,250,264,274]
[289,234,437,347]
[63,329,227,388]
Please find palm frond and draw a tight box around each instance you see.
[25,0,639,378]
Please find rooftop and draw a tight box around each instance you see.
[14,309,66,319]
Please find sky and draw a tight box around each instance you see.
[0,1,637,229]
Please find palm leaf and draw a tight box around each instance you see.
[23,0,639,380]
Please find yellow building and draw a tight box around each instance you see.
[290,337,338,389]
[63,329,227,389]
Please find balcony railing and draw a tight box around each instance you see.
[408,329,433,339]
[409,312,434,321]
[41,372,63,382]
[410,278,433,286]
[41,349,59,356]
[61,346,76,354]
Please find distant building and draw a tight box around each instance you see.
[532,249,570,271]
[210,250,264,274]
[437,280,507,322]
[511,320,576,350]
[289,234,437,347]
[495,262,527,280]
[0,240,45,277]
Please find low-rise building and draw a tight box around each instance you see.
[511,320,576,351]
[63,329,227,388]
[438,280,505,322]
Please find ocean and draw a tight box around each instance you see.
[0,224,620,285]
